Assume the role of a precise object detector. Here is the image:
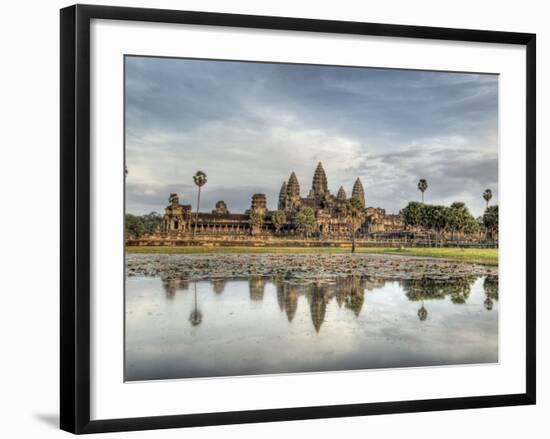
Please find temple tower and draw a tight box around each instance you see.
[286,172,301,209]
[278,181,287,210]
[213,200,229,214]
[311,162,328,196]
[250,193,267,215]
[168,193,179,206]
[352,178,365,207]
[336,186,347,202]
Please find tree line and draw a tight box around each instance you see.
[400,201,498,241]
[125,212,163,239]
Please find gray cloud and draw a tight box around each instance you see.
[125,56,498,218]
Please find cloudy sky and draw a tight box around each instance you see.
[125,56,498,217]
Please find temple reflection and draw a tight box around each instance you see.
[274,276,369,332]
[159,274,497,330]
[275,282,299,322]
[307,283,330,332]
[211,279,227,295]
[161,277,189,298]
[249,276,266,301]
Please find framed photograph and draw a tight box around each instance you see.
[60,4,536,434]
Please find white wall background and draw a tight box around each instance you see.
[0,0,546,437]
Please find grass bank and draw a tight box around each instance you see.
[126,246,498,265]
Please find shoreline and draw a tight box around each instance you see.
[125,246,498,266]
[126,252,498,282]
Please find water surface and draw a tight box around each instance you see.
[125,275,498,381]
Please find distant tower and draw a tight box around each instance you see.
[287,172,300,197]
[250,193,267,215]
[352,178,365,207]
[286,172,301,209]
[213,200,229,215]
[336,186,347,202]
[311,162,328,196]
[168,193,179,205]
[278,181,287,210]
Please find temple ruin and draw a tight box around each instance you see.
[154,162,403,242]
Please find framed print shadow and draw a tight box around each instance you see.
[60,4,536,434]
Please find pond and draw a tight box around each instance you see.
[125,274,498,381]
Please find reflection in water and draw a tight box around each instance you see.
[162,278,189,299]
[188,283,202,326]
[417,304,428,321]
[275,282,299,322]
[127,274,499,380]
[212,279,226,295]
[160,275,501,331]
[249,276,266,301]
[484,276,499,311]
[400,277,486,320]
[273,276,366,331]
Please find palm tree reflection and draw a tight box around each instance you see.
[401,276,477,319]
[189,282,203,326]
[401,275,500,318]
[417,304,428,321]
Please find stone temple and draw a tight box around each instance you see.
[160,162,403,239]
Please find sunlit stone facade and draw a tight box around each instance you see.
[161,162,404,239]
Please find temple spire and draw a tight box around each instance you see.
[352,178,365,207]
[336,186,347,202]
[287,172,300,198]
[311,162,328,195]
[278,181,287,210]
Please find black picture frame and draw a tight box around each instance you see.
[60,4,536,434]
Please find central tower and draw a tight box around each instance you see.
[311,162,328,196]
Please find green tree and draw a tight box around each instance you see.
[464,215,480,235]
[124,212,162,239]
[420,205,449,245]
[401,201,425,229]
[417,178,428,203]
[271,210,286,235]
[248,211,264,235]
[483,188,493,208]
[295,207,317,239]
[343,197,366,253]
[192,170,207,237]
[125,213,146,239]
[447,202,478,238]
[141,211,163,234]
[483,205,499,240]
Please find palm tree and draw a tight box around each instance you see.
[192,171,207,237]
[342,197,366,253]
[271,210,286,235]
[294,207,316,239]
[248,211,264,236]
[417,179,428,203]
[483,188,493,208]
